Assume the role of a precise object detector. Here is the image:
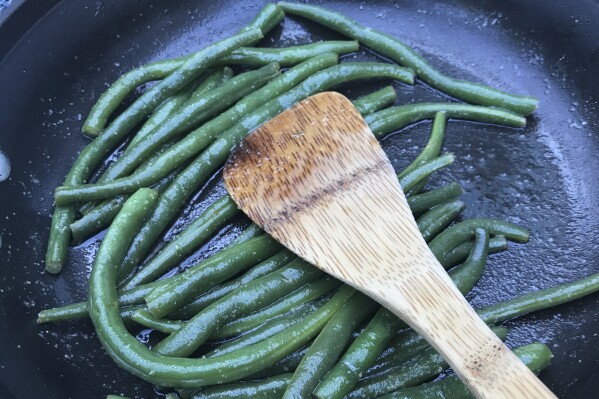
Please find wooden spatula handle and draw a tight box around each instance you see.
[378,263,556,399]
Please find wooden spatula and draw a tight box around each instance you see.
[223,92,556,399]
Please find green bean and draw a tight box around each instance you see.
[398,112,446,178]
[55,54,339,211]
[428,218,529,261]
[347,326,508,398]
[279,2,538,115]
[449,228,489,294]
[416,199,465,242]
[367,103,525,142]
[478,270,599,325]
[144,235,283,319]
[70,171,177,244]
[213,277,341,340]
[220,40,359,66]
[172,250,294,319]
[46,29,263,274]
[77,67,224,225]
[406,182,462,214]
[82,3,283,136]
[398,154,455,193]
[442,235,507,268]
[191,374,292,399]
[93,223,356,395]
[120,196,239,288]
[152,259,326,357]
[241,4,285,41]
[55,64,281,205]
[82,55,191,137]
[130,309,183,334]
[352,86,397,115]
[127,75,204,147]
[230,223,264,245]
[401,112,446,194]
[313,308,402,399]
[38,244,288,325]
[84,37,356,138]
[283,293,377,399]
[118,61,413,275]
[206,302,321,358]
[37,301,91,323]
[186,68,233,103]
[314,229,489,399]
[250,346,310,379]
[381,343,552,399]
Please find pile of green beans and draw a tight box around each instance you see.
[39,3,598,398]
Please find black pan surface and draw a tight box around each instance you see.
[0,0,598,398]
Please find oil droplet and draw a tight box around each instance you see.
[0,148,10,182]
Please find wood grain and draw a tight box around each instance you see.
[224,92,556,399]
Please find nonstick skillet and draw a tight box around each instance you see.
[0,0,598,398]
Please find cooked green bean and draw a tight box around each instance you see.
[400,112,446,194]
[55,64,281,205]
[367,103,525,141]
[38,244,289,324]
[416,199,465,242]
[91,210,357,389]
[283,293,378,399]
[206,302,321,358]
[70,171,177,244]
[381,343,552,399]
[152,259,326,357]
[398,112,446,178]
[46,29,263,274]
[53,54,339,209]
[448,228,489,294]
[82,55,193,137]
[441,235,507,268]
[406,182,462,214]
[120,196,239,288]
[428,218,529,261]
[314,228,489,399]
[279,2,538,115]
[191,373,292,399]
[82,3,283,136]
[212,277,341,340]
[186,68,233,104]
[220,40,359,66]
[172,250,294,319]
[252,347,310,380]
[118,61,414,275]
[478,270,599,325]
[352,86,397,115]
[346,326,508,398]
[229,223,264,245]
[313,308,402,399]
[79,67,233,220]
[398,154,454,192]
[130,309,183,334]
[144,235,283,318]
[127,73,207,147]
